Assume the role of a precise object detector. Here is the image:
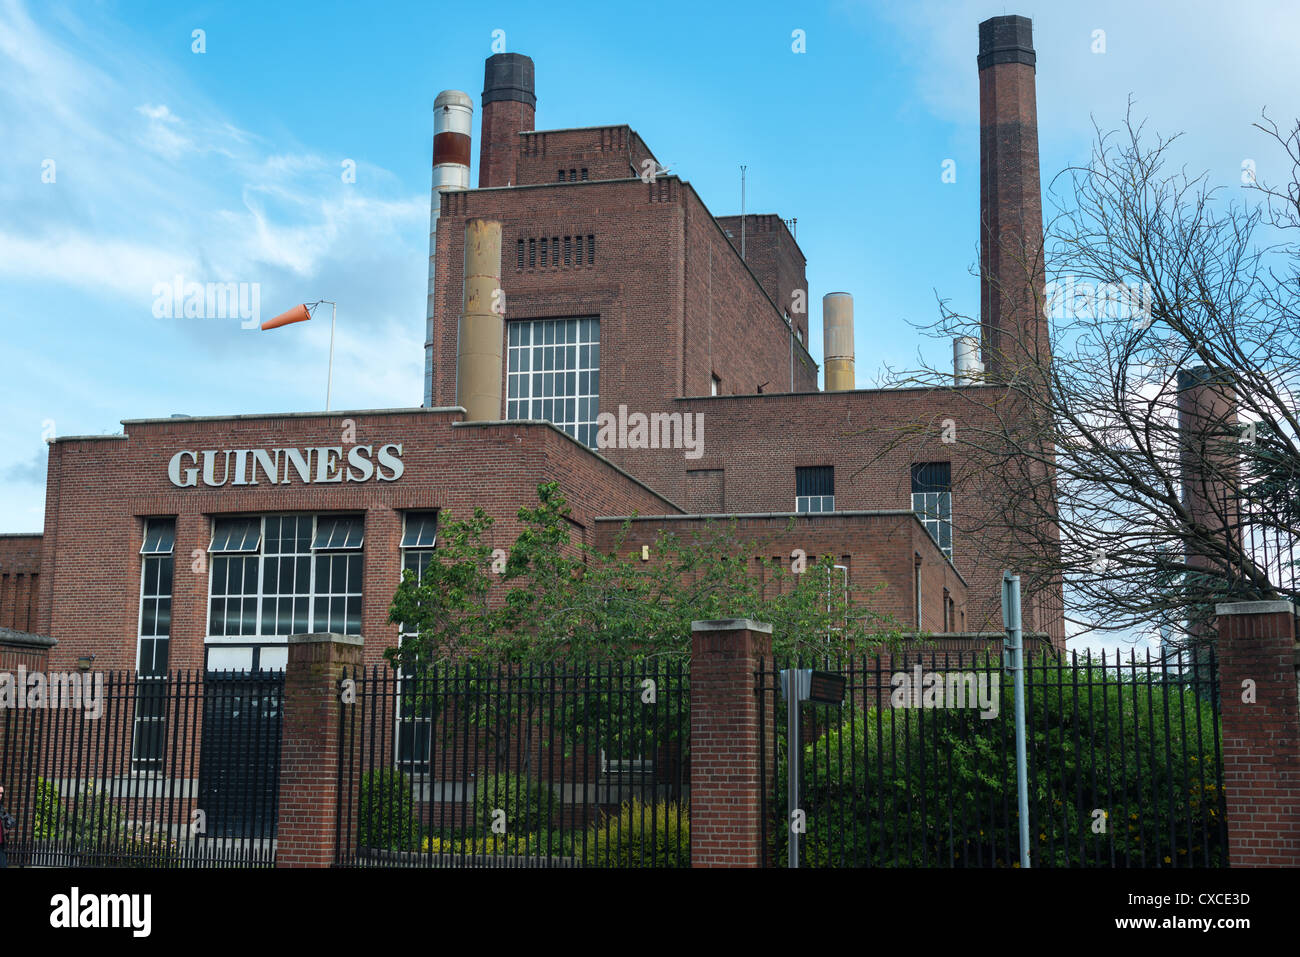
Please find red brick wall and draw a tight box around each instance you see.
[430,177,816,422]
[714,213,810,350]
[589,387,1062,643]
[1215,602,1300,866]
[515,126,657,185]
[0,534,42,633]
[594,512,968,635]
[38,410,677,672]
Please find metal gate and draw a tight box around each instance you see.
[198,671,283,841]
[757,647,1227,867]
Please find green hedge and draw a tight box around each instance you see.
[774,665,1224,867]
[358,768,419,851]
[584,800,689,868]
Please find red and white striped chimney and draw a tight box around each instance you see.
[424,89,473,407]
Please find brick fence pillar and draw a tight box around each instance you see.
[277,632,363,868]
[0,629,55,848]
[690,618,772,868]
[1215,600,1300,867]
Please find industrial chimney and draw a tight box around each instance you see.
[457,219,504,420]
[977,15,1048,379]
[479,53,535,188]
[953,336,984,384]
[822,292,855,391]
[1177,366,1242,578]
[424,90,473,408]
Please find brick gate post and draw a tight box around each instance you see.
[1215,600,1300,867]
[690,618,772,868]
[276,632,363,868]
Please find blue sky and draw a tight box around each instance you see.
[2,0,1296,649]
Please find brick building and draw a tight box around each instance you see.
[5,15,1062,681]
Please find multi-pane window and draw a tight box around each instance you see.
[517,239,525,269]
[209,517,262,637]
[208,514,364,639]
[506,317,600,447]
[134,518,175,771]
[312,516,364,635]
[911,462,953,558]
[397,511,438,772]
[796,466,835,513]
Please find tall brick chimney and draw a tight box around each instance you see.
[479,53,535,188]
[1177,366,1241,584]
[978,15,1048,378]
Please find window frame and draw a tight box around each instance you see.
[204,513,365,643]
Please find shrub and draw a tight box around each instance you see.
[31,777,63,840]
[34,783,179,866]
[583,800,689,868]
[421,830,574,859]
[474,770,553,835]
[358,768,418,851]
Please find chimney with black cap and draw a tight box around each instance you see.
[978,15,1048,378]
[479,52,535,188]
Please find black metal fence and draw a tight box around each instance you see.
[0,669,282,867]
[757,648,1227,868]
[335,661,689,867]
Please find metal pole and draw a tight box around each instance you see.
[785,670,799,868]
[325,300,337,412]
[1002,570,1030,868]
[740,165,747,261]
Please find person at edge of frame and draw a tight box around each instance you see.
[0,783,15,868]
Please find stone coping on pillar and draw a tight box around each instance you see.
[0,627,57,648]
[287,632,365,647]
[690,618,773,634]
[1214,600,1298,617]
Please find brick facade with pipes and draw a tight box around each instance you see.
[14,17,1065,673]
[0,534,41,633]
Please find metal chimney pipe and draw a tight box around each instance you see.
[425,90,473,407]
[457,219,504,421]
[822,292,855,391]
[953,336,984,384]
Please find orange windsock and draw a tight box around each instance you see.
[261,303,311,331]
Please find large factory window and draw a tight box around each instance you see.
[911,462,953,558]
[795,466,835,513]
[207,514,364,640]
[397,510,438,772]
[134,517,175,772]
[506,317,600,447]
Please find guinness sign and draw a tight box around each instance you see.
[167,444,405,488]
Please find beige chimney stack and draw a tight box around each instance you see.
[457,219,504,420]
